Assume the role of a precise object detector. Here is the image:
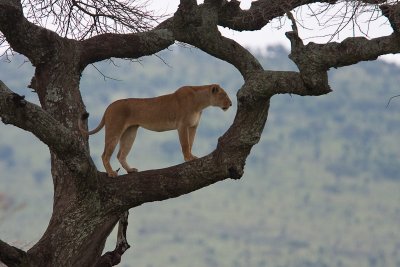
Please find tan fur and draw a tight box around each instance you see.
[79,84,232,177]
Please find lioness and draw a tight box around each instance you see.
[79,84,232,177]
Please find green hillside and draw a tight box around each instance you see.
[0,45,399,267]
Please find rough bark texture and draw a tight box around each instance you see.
[1,0,400,266]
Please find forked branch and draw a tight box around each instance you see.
[0,80,96,178]
[0,239,27,267]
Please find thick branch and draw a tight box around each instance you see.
[0,81,96,178]
[287,30,400,70]
[173,3,263,79]
[0,239,27,267]
[80,28,175,67]
[0,0,64,65]
[101,153,232,211]
[285,12,331,93]
[238,70,330,100]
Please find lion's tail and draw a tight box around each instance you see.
[78,112,105,137]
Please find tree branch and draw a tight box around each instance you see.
[0,81,96,178]
[0,239,27,267]
[217,0,338,31]
[284,4,400,94]
[0,0,64,66]
[380,2,400,33]
[287,29,400,70]
[173,3,263,80]
[80,28,175,67]
[237,70,330,100]
[101,153,230,211]
[217,0,390,31]
[96,211,130,267]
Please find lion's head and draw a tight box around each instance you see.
[210,84,232,111]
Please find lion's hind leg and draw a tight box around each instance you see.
[117,126,139,173]
[102,122,125,178]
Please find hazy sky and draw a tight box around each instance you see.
[148,0,400,64]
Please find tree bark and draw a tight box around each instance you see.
[1,0,400,266]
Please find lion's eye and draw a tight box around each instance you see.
[212,86,219,94]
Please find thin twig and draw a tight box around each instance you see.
[386,94,400,108]
[90,64,122,81]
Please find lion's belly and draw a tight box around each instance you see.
[139,120,177,132]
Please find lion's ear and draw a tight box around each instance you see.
[212,86,219,94]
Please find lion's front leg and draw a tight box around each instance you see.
[178,126,197,161]
[188,125,198,153]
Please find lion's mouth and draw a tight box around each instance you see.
[222,106,229,111]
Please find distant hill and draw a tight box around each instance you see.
[1,45,399,267]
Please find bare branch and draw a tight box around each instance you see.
[386,94,400,107]
[305,1,387,42]
[21,0,161,40]
[90,64,123,81]
[96,211,130,267]
[217,0,340,31]
[115,211,130,255]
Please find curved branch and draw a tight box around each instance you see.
[173,3,263,79]
[0,0,63,66]
[0,81,96,178]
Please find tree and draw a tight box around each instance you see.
[0,0,399,266]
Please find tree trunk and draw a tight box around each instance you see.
[28,190,120,266]
[2,0,400,266]
[23,50,116,266]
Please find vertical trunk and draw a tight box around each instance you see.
[23,50,118,266]
[27,189,120,266]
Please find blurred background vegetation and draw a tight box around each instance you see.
[0,45,399,267]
